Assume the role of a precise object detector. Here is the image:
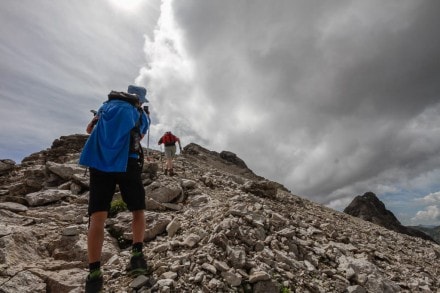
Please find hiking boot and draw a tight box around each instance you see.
[164,169,168,175]
[85,271,103,293]
[128,254,149,277]
[169,168,174,176]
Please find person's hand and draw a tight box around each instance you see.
[86,116,99,134]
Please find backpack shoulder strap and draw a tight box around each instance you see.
[108,91,138,106]
[135,108,143,129]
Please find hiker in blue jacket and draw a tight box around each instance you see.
[80,85,150,293]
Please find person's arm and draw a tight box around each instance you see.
[140,111,149,139]
[86,116,99,134]
[177,137,182,152]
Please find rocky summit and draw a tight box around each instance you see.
[1,135,440,293]
[343,192,436,243]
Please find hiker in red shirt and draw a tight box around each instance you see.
[158,131,182,176]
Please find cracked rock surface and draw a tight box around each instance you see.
[0,134,439,292]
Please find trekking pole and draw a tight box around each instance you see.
[144,107,151,160]
[160,144,164,172]
[177,140,183,158]
[146,128,150,159]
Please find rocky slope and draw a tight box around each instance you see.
[0,134,439,293]
[409,225,440,244]
[343,192,435,243]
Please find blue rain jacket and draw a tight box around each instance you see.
[79,99,149,172]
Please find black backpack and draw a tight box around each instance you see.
[108,91,139,106]
[107,91,145,167]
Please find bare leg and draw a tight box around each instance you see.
[132,210,145,243]
[87,211,108,263]
[166,158,172,170]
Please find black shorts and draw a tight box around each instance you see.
[88,158,146,215]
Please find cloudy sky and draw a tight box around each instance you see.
[1,0,440,226]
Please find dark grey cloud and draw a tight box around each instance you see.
[137,0,440,225]
[2,0,440,225]
[0,0,160,161]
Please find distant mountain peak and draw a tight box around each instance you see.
[344,191,435,243]
[344,191,401,226]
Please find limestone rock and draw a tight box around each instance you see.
[0,159,15,175]
[0,134,439,292]
[0,201,28,212]
[25,189,71,206]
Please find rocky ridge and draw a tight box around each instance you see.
[409,225,440,244]
[0,134,439,293]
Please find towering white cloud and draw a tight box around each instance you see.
[136,0,440,225]
[1,0,440,225]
